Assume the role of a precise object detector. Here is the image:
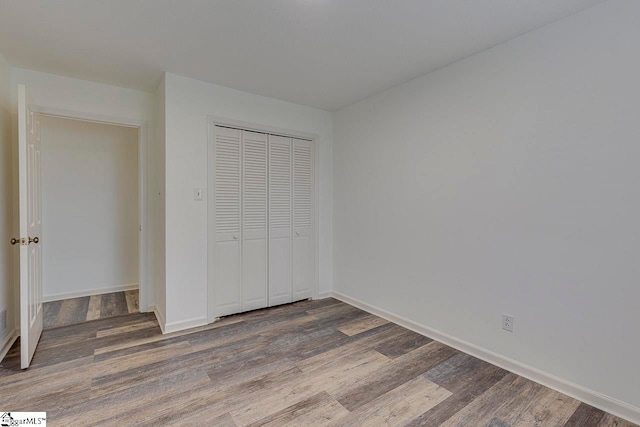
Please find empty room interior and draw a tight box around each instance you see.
[0,1,638,426]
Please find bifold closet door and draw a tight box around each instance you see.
[213,126,242,317]
[292,138,314,300]
[241,130,268,311]
[268,135,292,306]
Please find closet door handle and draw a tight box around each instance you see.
[233,235,238,240]
[295,231,300,236]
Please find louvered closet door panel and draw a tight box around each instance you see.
[292,138,314,301]
[268,135,292,306]
[242,130,268,311]
[213,126,242,316]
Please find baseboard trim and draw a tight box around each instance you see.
[317,291,332,299]
[153,308,207,334]
[330,290,640,425]
[163,316,208,334]
[43,283,139,302]
[151,305,166,334]
[0,329,19,362]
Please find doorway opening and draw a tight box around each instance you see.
[37,115,142,329]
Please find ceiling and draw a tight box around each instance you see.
[0,0,605,111]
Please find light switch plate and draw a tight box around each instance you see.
[194,188,203,201]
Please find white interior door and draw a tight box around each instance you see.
[212,126,242,317]
[17,84,43,369]
[268,135,292,306]
[241,131,268,311]
[292,138,314,301]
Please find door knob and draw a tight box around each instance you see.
[295,231,300,236]
[29,236,39,244]
[10,237,21,245]
[233,235,238,240]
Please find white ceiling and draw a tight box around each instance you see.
[0,0,605,111]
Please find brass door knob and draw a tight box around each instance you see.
[10,237,19,245]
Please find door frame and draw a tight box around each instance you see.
[31,106,150,312]
[206,116,320,323]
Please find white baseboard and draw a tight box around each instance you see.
[0,329,19,362]
[317,291,332,299]
[43,283,139,302]
[330,290,640,425]
[151,305,166,334]
[163,316,208,334]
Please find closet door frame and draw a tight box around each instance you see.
[207,117,319,323]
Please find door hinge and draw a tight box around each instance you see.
[10,237,28,246]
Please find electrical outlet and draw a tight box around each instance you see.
[502,314,514,332]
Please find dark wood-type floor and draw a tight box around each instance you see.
[0,298,636,426]
[43,290,139,329]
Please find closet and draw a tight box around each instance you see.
[210,125,314,317]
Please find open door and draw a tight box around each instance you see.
[14,84,43,368]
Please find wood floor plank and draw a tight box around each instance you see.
[44,291,140,330]
[125,289,139,313]
[245,392,348,427]
[95,320,158,338]
[55,296,90,328]
[496,384,581,427]
[598,413,639,427]
[109,366,307,426]
[337,314,389,336]
[52,368,213,426]
[406,360,509,427]
[1,298,636,427]
[181,412,238,427]
[100,292,118,317]
[231,350,391,426]
[372,327,433,359]
[113,291,130,316]
[295,323,407,373]
[86,294,102,321]
[93,316,244,356]
[336,376,451,426]
[486,418,511,427]
[335,340,459,411]
[564,403,607,426]
[43,299,63,328]
[439,374,536,427]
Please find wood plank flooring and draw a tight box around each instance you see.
[0,298,635,426]
[43,290,139,329]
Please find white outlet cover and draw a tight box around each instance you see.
[502,314,514,332]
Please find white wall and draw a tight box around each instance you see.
[10,68,157,310]
[0,52,16,355]
[333,0,640,416]
[163,72,332,331]
[40,116,138,300]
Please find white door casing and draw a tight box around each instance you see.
[17,84,44,369]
